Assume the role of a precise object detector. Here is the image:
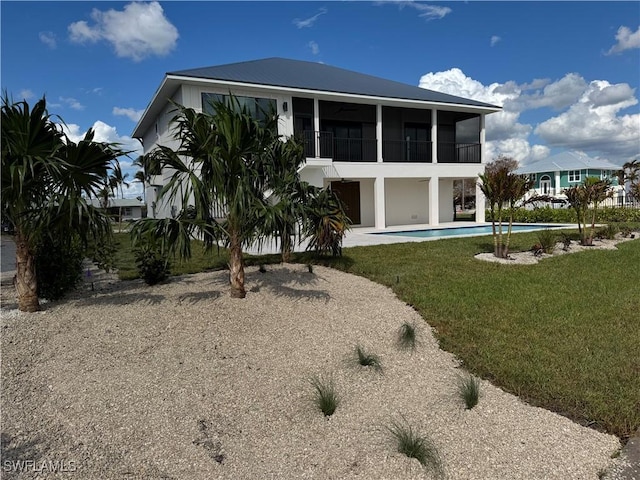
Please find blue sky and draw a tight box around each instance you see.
[2,1,639,198]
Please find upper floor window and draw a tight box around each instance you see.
[568,170,581,182]
[201,93,276,125]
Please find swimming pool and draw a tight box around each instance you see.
[375,224,570,239]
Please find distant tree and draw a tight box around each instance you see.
[565,177,613,246]
[1,94,124,311]
[478,157,533,258]
[615,159,640,203]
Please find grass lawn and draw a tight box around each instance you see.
[112,230,640,440]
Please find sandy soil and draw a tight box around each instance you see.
[0,256,626,479]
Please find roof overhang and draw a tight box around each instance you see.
[132,74,502,140]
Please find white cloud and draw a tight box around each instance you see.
[490,35,501,47]
[418,68,640,164]
[308,40,319,55]
[68,1,179,62]
[59,96,85,111]
[535,80,640,158]
[39,31,57,49]
[293,7,327,28]
[113,106,144,122]
[606,25,640,55]
[377,1,451,20]
[18,89,34,100]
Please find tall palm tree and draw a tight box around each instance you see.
[1,94,124,311]
[134,95,282,298]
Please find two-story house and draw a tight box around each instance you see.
[132,57,501,229]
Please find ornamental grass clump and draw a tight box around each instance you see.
[310,375,340,417]
[397,322,418,351]
[387,416,444,478]
[354,345,383,372]
[457,373,481,410]
[536,229,557,254]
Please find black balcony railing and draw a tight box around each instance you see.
[438,142,481,163]
[382,140,432,163]
[299,132,481,164]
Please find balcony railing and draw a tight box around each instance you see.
[437,142,481,163]
[300,131,481,164]
[383,140,432,163]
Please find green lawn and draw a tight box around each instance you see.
[112,230,640,439]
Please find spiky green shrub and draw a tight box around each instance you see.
[596,223,618,240]
[387,416,444,478]
[354,345,383,372]
[536,229,557,254]
[310,375,340,417]
[397,322,418,351]
[36,234,84,300]
[457,373,481,410]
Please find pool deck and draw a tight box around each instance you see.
[246,222,575,256]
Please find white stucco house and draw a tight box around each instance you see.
[132,58,501,229]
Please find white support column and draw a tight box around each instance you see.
[429,176,439,226]
[475,181,486,223]
[431,109,438,163]
[313,98,320,158]
[555,171,561,196]
[374,177,386,229]
[480,114,486,164]
[376,104,383,163]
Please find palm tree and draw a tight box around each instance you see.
[478,157,532,258]
[303,186,351,256]
[1,94,123,311]
[565,177,612,246]
[133,95,283,298]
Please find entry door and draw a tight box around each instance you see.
[331,181,361,225]
[540,175,551,195]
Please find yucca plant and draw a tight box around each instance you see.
[310,375,340,417]
[457,373,481,410]
[387,416,444,478]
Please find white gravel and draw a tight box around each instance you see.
[1,264,622,479]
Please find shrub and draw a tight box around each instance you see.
[354,345,383,372]
[387,416,444,478]
[310,375,340,417]
[536,229,557,254]
[36,234,84,300]
[134,244,170,285]
[397,322,418,351]
[596,224,618,240]
[457,373,481,409]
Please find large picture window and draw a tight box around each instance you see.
[201,93,276,125]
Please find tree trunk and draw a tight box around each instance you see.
[228,233,246,298]
[14,231,40,312]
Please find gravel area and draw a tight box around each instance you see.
[1,263,623,479]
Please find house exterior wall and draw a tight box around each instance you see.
[136,74,497,229]
[385,178,429,226]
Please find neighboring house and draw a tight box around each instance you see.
[516,151,623,201]
[90,198,146,221]
[132,57,501,228]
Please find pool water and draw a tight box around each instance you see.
[376,224,568,239]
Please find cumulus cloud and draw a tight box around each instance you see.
[39,31,57,49]
[377,1,451,20]
[68,1,179,62]
[293,7,327,28]
[535,80,640,157]
[308,40,319,55]
[113,106,144,122]
[606,25,640,55]
[59,96,85,111]
[418,68,640,164]
[490,35,501,47]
